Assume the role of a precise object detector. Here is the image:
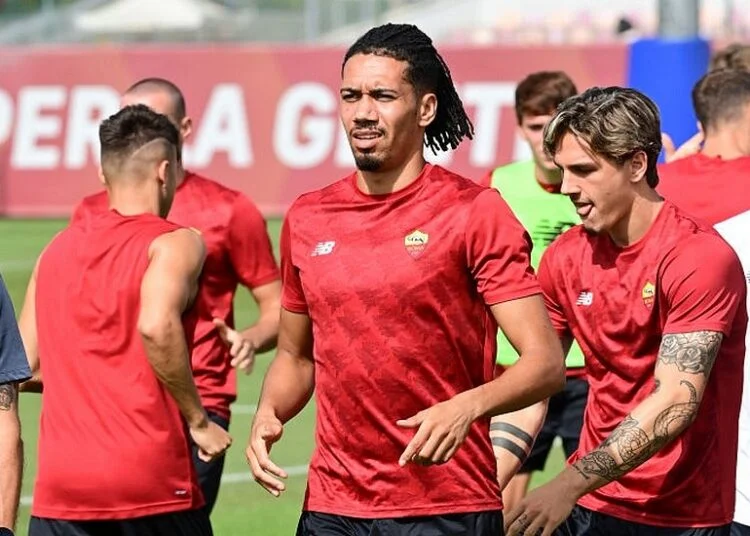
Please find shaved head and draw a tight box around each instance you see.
[123,77,186,122]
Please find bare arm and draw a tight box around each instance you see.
[562,331,719,495]
[254,308,314,424]
[18,260,41,393]
[456,295,566,419]
[239,280,281,354]
[138,228,209,429]
[0,382,22,530]
[492,336,572,487]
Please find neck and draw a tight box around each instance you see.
[608,188,664,247]
[175,163,187,187]
[107,184,161,217]
[356,151,427,195]
[701,125,750,160]
[534,162,562,187]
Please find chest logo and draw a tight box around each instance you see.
[642,281,656,309]
[576,291,593,306]
[311,241,336,257]
[404,230,429,258]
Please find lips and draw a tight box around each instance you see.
[351,130,382,150]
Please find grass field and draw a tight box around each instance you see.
[0,218,564,535]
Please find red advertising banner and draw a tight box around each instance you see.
[0,43,627,217]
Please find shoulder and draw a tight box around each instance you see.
[184,171,241,204]
[429,165,495,204]
[489,160,534,184]
[286,174,354,215]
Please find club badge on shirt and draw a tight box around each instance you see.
[404,230,429,258]
[642,281,656,309]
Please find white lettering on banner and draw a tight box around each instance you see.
[274,82,337,169]
[11,86,66,169]
[183,84,253,168]
[65,86,119,168]
[0,90,13,146]
[460,82,516,168]
[2,80,523,173]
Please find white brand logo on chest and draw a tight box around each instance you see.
[311,241,336,256]
[576,291,593,306]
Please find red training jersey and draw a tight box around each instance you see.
[33,210,203,520]
[71,172,280,419]
[538,201,747,527]
[281,164,540,518]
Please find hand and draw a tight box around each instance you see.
[396,397,476,467]
[504,478,578,536]
[247,413,288,497]
[662,131,703,163]
[190,419,233,462]
[213,318,256,374]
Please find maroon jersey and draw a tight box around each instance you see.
[33,210,203,520]
[281,164,540,518]
[72,172,280,419]
[539,201,747,527]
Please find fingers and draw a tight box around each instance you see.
[399,423,428,467]
[198,449,214,463]
[396,411,424,429]
[247,435,288,497]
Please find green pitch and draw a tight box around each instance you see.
[0,218,564,535]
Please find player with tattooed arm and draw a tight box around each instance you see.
[504,87,747,536]
[0,276,31,535]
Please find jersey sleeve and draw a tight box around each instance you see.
[465,189,540,305]
[0,276,31,385]
[227,194,281,289]
[280,214,308,314]
[661,233,746,336]
[537,244,571,338]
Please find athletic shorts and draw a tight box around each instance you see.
[555,505,731,536]
[296,510,502,535]
[520,376,587,473]
[191,412,230,515]
[29,509,212,536]
[732,522,750,536]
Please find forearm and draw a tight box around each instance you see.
[0,433,22,530]
[563,381,699,498]
[492,400,548,489]
[256,351,314,424]
[240,313,279,354]
[457,354,564,420]
[141,320,207,429]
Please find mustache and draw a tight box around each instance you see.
[350,123,385,136]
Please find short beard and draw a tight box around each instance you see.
[354,154,383,172]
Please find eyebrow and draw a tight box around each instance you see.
[339,87,398,95]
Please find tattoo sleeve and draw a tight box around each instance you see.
[573,330,720,487]
[0,383,17,411]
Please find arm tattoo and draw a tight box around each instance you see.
[658,331,722,377]
[0,383,18,411]
[574,380,699,483]
[491,437,529,463]
[489,422,534,446]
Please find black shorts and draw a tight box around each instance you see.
[191,412,230,515]
[554,505,731,536]
[29,509,212,536]
[296,510,503,535]
[732,522,750,536]
[520,376,588,473]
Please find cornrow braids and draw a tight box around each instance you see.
[343,23,474,154]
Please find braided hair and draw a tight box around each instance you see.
[343,23,474,154]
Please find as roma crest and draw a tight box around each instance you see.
[404,230,429,258]
[642,281,655,309]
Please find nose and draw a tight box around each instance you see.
[560,171,579,196]
[353,95,378,123]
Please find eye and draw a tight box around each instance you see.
[340,92,359,102]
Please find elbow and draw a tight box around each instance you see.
[540,350,567,399]
[138,315,180,347]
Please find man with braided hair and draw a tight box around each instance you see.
[246,23,565,535]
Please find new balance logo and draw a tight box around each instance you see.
[576,291,593,306]
[311,241,336,256]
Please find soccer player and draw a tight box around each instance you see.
[0,276,31,535]
[246,23,566,534]
[20,105,232,535]
[504,86,747,536]
[659,69,750,536]
[69,78,281,514]
[486,71,587,511]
